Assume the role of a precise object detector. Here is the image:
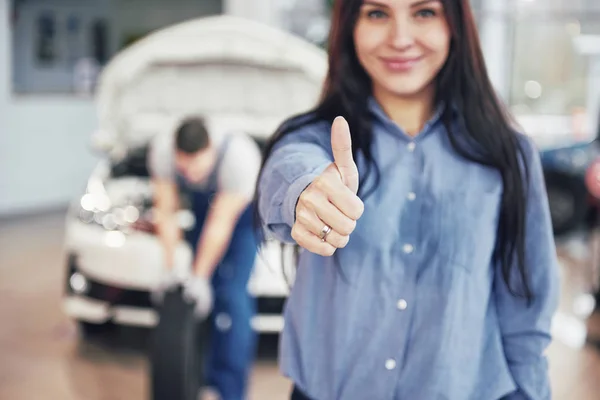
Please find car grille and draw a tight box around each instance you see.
[67,254,153,308]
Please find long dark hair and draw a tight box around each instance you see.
[254,0,533,302]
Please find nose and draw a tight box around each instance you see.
[390,18,415,50]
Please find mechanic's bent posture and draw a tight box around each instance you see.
[148,117,262,400]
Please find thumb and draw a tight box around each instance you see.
[331,116,359,194]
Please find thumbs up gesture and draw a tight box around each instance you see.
[291,117,365,256]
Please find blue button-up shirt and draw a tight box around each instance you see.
[257,98,560,400]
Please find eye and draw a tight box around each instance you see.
[367,9,388,19]
[415,8,436,18]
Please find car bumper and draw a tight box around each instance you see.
[63,260,287,333]
[65,220,293,297]
[64,222,291,333]
[64,220,193,290]
[63,294,285,333]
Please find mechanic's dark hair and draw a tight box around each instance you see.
[175,117,210,154]
[254,0,534,303]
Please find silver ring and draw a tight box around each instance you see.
[319,225,332,242]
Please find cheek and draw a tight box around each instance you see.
[194,162,208,176]
[423,27,451,60]
[353,27,367,63]
[354,24,383,63]
[200,163,211,176]
[175,162,187,176]
[194,159,212,178]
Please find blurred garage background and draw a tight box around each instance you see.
[2,0,600,399]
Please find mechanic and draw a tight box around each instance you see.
[148,116,262,400]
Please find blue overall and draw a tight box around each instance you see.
[177,135,258,400]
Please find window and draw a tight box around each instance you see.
[11,0,224,95]
[91,19,109,65]
[509,12,598,116]
[65,14,82,66]
[474,0,600,140]
[35,12,57,66]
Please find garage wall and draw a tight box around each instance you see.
[0,0,223,217]
[112,0,222,50]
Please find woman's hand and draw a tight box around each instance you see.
[291,116,365,256]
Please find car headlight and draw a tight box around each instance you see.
[77,202,145,231]
[76,194,194,233]
[76,176,146,232]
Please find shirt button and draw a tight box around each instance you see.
[407,192,416,201]
[397,299,408,310]
[385,359,397,370]
[407,142,416,152]
[403,244,414,254]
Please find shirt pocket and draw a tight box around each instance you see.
[427,186,501,273]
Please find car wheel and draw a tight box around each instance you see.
[545,171,587,236]
[150,287,209,400]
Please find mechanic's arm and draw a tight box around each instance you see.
[495,138,560,400]
[153,179,181,269]
[192,191,250,278]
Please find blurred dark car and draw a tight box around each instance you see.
[540,139,600,236]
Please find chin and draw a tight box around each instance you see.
[382,85,429,99]
[189,176,206,184]
[377,75,435,99]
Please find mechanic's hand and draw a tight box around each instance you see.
[182,275,214,320]
[151,263,188,305]
[291,116,364,257]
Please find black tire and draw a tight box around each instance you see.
[544,171,588,236]
[77,320,114,339]
[150,287,209,400]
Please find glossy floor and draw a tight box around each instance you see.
[1,211,600,399]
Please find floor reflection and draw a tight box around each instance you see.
[2,211,600,399]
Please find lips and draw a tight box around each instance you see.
[380,56,423,72]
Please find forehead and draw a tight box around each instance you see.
[175,151,196,161]
[361,0,442,7]
[176,147,211,160]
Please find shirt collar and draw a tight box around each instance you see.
[367,96,452,141]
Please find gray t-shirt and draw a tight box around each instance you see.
[147,130,262,198]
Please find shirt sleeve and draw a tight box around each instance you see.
[147,131,176,180]
[257,121,333,243]
[217,134,262,198]
[494,135,560,400]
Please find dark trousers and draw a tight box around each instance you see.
[185,187,258,400]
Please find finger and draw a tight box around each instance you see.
[331,116,359,194]
[291,223,337,257]
[312,169,365,221]
[295,206,351,249]
[297,187,357,235]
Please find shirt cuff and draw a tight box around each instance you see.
[282,173,321,229]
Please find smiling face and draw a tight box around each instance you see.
[175,147,217,184]
[353,0,451,101]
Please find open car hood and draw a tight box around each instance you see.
[92,15,328,158]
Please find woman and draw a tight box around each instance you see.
[256,0,560,399]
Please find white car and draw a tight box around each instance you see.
[62,14,327,336]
